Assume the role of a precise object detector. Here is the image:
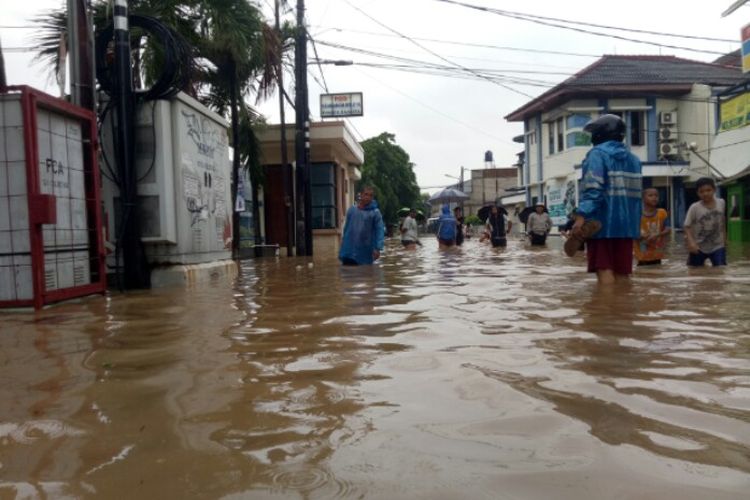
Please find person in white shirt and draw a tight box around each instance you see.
[400,208,420,250]
[527,203,552,245]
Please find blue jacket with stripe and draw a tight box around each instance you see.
[577,140,642,239]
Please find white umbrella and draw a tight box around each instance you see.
[428,187,469,204]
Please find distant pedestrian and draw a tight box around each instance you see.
[527,203,552,245]
[454,206,465,246]
[437,204,457,248]
[568,114,642,284]
[400,208,420,250]
[684,177,726,267]
[634,188,671,266]
[486,205,511,247]
[339,185,385,265]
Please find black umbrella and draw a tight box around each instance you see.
[477,205,508,222]
[519,205,548,224]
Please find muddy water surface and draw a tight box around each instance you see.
[1,236,749,499]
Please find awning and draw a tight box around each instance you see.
[710,127,750,180]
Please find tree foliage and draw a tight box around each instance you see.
[359,132,421,225]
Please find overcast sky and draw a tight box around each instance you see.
[3,0,748,191]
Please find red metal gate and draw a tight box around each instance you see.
[0,86,106,309]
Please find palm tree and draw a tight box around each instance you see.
[32,0,292,257]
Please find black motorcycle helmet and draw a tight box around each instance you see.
[583,114,626,145]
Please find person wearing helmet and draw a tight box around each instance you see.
[567,114,642,284]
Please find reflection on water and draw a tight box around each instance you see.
[1,236,749,498]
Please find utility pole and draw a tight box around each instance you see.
[113,0,150,288]
[294,0,313,256]
[66,0,95,111]
[276,0,294,257]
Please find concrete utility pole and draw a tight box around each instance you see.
[113,0,150,288]
[276,0,295,257]
[294,0,313,256]
[66,0,95,111]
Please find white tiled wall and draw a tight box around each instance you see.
[0,96,32,301]
[1,95,93,303]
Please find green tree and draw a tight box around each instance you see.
[359,132,421,225]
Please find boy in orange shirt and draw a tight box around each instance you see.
[634,188,671,265]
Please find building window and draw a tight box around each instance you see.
[527,131,536,145]
[565,112,592,149]
[556,117,564,152]
[548,122,556,155]
[311,162,337,229]
[630,111,645,146]
[611,110,646,146]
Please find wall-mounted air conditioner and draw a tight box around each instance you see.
[660,111,677,125]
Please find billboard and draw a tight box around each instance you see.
[320,93,363,118]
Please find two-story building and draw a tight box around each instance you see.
[505,55,745,229]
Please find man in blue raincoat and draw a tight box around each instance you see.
[569,114,642,284]
[339,185,385,265]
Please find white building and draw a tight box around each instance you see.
[505,55,746,229]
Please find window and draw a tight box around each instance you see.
[556,117,564,152]
[630,111,645,146]
[610,110,645,146]
[527,131,536,145]
[565,112,592,149]
[548,122,556,155]
[311,163,337,229]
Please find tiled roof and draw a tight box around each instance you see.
[506,55,747,121]
[568,55,745,87]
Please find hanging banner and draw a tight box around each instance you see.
[719,92,748,131]
[235,173,246,212]
[742,23,750,73]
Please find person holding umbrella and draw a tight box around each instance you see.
[437,204,458,248]
[527,203,552,245]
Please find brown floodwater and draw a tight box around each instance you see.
[1,235,749,499]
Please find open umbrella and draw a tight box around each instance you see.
[428,187,469,204]
[519,205,548,224]
[477,204,508,222]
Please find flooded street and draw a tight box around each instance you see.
[1,236,750,499]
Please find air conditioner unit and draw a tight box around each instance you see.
[660,111,677,125]
[660,142,679,157]
[659,127,678,141]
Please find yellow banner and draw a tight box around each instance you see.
[720,92,748,131]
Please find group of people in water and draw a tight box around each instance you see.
[339,114,727,284]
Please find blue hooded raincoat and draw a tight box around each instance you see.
[578,140,642,239]
[339,200,385,265]
[437,204,457,241]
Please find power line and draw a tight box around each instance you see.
[432,0,729,56]
[307,33,330,93]
[353,66,516,146]
[311,25,601,58]
[342,0,534,98]
[434,2,737,43]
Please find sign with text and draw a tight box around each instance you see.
[742,23,750,73]
[720,92,749,131]
[320,93,364,118]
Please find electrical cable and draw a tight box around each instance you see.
[433,1,737,43]
[431,0,728,56]
[312,25,601,58]
[307,33,330,93]
[95,14,192,101]
[342,0,535,98]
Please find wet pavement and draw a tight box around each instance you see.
[1,235,749,499]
